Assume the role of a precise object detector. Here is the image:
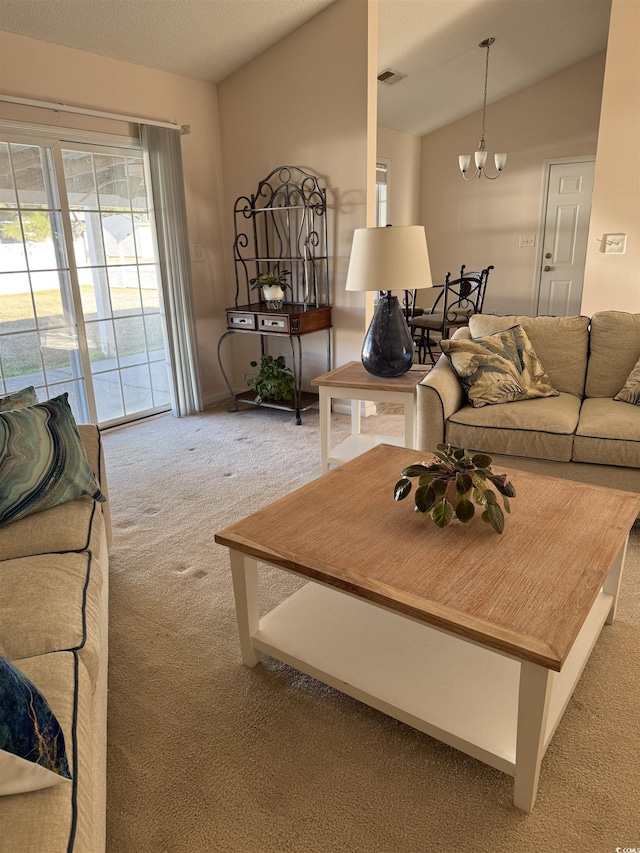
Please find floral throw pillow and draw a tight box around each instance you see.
[0,386,39,412]
[0,654,72,796]
[0,392,106,526]
[440,325,559,408]
[614,356,640,405]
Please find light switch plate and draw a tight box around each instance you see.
[519,235,536,248]
[603,233,627,254]
[191,245,206,263]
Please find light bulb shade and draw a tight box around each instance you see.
[361,294,414,377]
[345,225,432,292]
[458,155,471,174]
[475,149,488,169]
[494,152,507,171]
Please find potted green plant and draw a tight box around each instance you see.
[245,354,295,405]
[249,264,291,308]
[393,443,516,534]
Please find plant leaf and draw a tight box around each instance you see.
[402,464,431,478]
[486,502,505,534]
[455,498,475,523]
[455,472,473,495]
[484,489,498,505]
[431,478,448,496]
[503,496,511,514]
[394,478,412,501]
[432,499,454,528]
[415,484,436,513]
[471,453,493,469]
[487,472,516,497]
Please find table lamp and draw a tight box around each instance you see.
[345,225,432,377]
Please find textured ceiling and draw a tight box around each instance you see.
[0,0,612,137]
[0,0,336,83]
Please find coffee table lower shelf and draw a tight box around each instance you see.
[250,580,613,790]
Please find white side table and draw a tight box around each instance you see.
[311,361,432,473]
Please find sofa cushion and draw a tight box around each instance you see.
[0,495,105,562]
[440,325,558,408]
[0,654,72,795]
[574,397,640,468]
[615,355,640,405]
[445,392,581,462]
[0,652,96,852]
[0,550,105,687]
[0,386,39,412]
[585,311,640,398]
[469,314,590,397]
[0,394,105,527]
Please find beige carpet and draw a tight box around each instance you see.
[102,403,640,853]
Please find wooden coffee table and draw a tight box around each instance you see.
[215,444,640,812]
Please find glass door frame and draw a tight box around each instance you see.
[0,122,172,427]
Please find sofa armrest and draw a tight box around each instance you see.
[77,423,112,548]
[416,355,466,451]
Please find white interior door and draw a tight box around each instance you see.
[536,159,595,316]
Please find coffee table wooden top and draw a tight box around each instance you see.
[311,361,431,393]
[215,444,640,671]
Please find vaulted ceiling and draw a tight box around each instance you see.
[0,0,611,137]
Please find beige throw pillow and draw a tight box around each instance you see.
[440,325,559,408]
[614,356,640,405]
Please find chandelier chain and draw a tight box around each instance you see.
[481,41,490,148]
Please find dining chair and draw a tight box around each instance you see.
[409,264,493,363]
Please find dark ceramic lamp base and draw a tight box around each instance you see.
[361,293,414,377]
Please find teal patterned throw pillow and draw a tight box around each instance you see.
[0,654,72,795]
[0,393,105,527]
[614,356,640,405]
[0,386,39,412]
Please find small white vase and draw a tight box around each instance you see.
[262,285,285,309]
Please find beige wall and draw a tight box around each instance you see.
[581,0,640,315]
[419,52,605,314]
[0,30,227,403]
[217,0,376,389]
[377,125,421,226]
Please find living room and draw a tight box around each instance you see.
[1,0,639,851]
[1,0,637,404]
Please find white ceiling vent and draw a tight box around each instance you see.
[377,69,407,86]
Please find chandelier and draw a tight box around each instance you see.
[459,37,507,181]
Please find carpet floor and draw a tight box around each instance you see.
[102,403,640,853]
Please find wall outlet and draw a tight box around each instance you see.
[191,245,206,263]
[518,235,536,248]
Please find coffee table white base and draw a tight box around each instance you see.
[228,541,626,812]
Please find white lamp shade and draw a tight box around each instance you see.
[474,149,488,169]
[345,225,432,292]
[458,155,471,173]
[494,152,507,171]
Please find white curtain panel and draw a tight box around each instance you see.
[141,124,203,417]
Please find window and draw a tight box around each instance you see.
[376,160,389,227]
[0,132,170,426]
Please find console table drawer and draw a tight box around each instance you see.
[258,314,290,333]
[227,311,257,330]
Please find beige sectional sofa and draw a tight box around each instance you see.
[416,311,640,496]
[0,425,110,853]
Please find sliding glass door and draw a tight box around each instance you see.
[0,132,171,426]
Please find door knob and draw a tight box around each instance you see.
[543,265,552,272]
[544,252,552,259]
